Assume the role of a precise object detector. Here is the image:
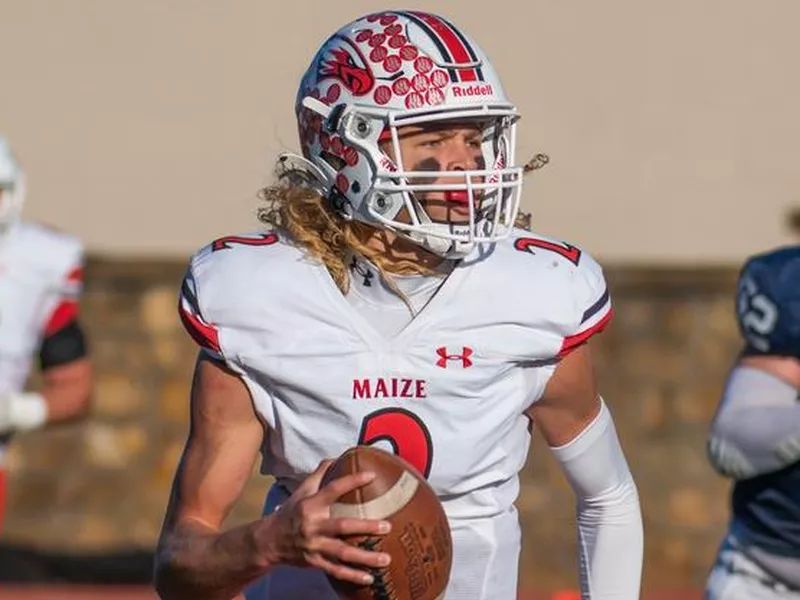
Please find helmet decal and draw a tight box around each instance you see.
[319,37,375,96]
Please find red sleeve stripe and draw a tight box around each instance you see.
[60,266,84,299]
[558,308,614,359]
[45,301,79,336]
[179,300,221,354]
[66,266,84,284]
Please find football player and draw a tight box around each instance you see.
[154,11,643,600]
[0,135,93,532]
[706,246,800,599]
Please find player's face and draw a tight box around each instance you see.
[380,121,485,224]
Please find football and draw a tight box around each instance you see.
[322,445,453,600]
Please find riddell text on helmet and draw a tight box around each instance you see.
[451,83,495,98]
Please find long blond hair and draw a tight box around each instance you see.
[257,165,436,294]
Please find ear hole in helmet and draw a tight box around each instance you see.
[320,151,346,172]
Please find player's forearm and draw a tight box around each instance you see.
[154,517,275,600]
[576,479,643,598]
[41,382,91,424]
[0,384,88,437]
[41,358,93,424]
[550,400,643,599]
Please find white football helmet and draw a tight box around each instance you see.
[0,136,25,238]
[286,11,524,258]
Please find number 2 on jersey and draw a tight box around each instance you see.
[514,237,582,265]
[358,408,434,479]
[738,275,779,352]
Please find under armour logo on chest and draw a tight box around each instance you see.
[349,256,374,287]
[436,346,473,368]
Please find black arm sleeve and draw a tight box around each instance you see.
[39,320,88,370]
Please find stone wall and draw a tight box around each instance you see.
[3,259,741,593]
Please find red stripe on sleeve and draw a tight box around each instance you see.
[44,301,79,336]
[558,309,614,359]
[179,304,221,354]
[66,266,84,284]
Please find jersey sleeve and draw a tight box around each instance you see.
[175,237,281,430]
[38,241,88,368]
[43,244,85,337]
[177,233,284,364]
[557,252,613,359]
[178,258,224,361]
[15,223,88,341]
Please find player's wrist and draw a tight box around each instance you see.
[250,514,282,570]
[0,392,48,434]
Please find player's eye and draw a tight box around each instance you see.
[419,138,444,148]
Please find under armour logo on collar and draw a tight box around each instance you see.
[436,346,473,368]
[349,256,375,287]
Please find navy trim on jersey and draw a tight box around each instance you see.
[181,279,199,312]
[581,288,610,324]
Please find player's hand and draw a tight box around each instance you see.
[256,460,392,585]
[0,392,47,436]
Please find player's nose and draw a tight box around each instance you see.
[445,139,480,172]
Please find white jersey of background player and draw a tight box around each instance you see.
[0,135,92,530]
[155,10,643,600]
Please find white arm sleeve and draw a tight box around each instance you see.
[550,399,643,600]
[707,365,800,479]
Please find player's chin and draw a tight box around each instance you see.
[422,200,474,223]
[426,213,471,226]
[448,211,471,224]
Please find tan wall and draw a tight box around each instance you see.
[4,260,738,592]
[1,0,799,262]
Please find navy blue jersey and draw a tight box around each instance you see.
[732,245,800,556]
[733,463,800,557]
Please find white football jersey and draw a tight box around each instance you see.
[179,230,612,600]
[0,222,84,460]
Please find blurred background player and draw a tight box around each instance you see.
[706,246,800,598]
[0,135,93,532]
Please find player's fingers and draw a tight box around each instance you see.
[316,471,377,504]
[310,554,374,585]
[294,459,335,498]
[320,516,391,538]
[317,537,392,570]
